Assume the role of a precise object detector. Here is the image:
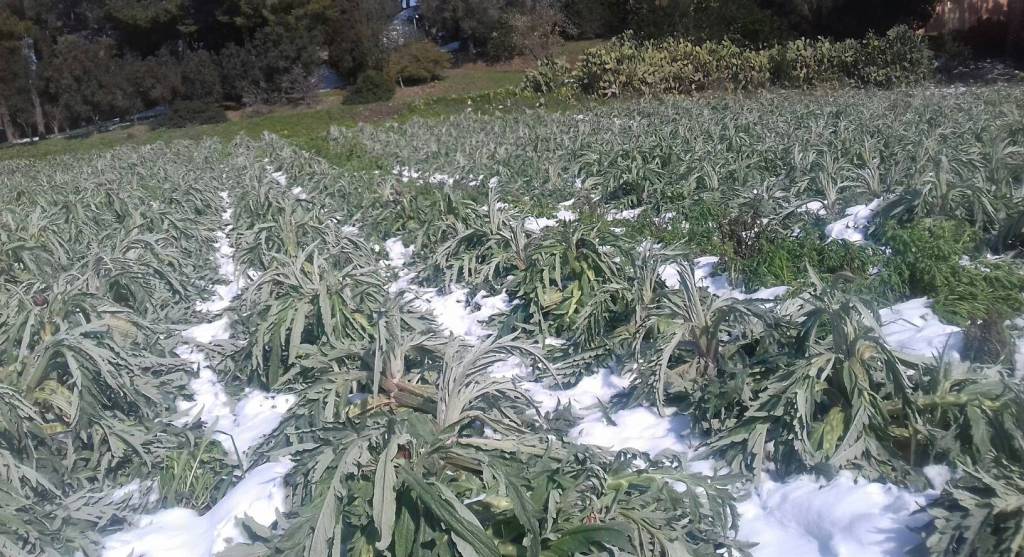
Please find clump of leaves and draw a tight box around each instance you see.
[705,279,918,479]
[734,233,880,291]
[427,192,529,288]
[508,222,631,349]
[264,335,743,557]
[645,260,772,414]
[238,240,386,387]
[879,217,1024,324]
[157,438,234,511]
[925,463,1024,557]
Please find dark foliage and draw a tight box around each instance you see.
[165,99,227,128]
[41,35,142,129]
[559,0,627,39]
[761,0,940,39]
[327,0,392,80]
[627,0,791,45]
[344,70,396,104]
[389,41,451,86]
[179,49,223,102]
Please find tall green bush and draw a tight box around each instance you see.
[527,25,933,97]
[572,35,771,96]
[344,70,395,105]
[387,41,450,86]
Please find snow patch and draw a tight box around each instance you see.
[607,207,644,221]
[570,406,699,457]
[659,257,789,300]
[556,209,577,222]
[405,288,511,341]
[923,464,952,491]
[524,369,629,414]
[797,200,827,216]
[385,237,414,267]
[269,170,287,187]
[393,166,457,187]
[825,199,881,244]
[102,461,292,557]
[174,193,295,459]
[879,298,963,361]
[737,471,938,557]
[489,357,530,378]
[524,216,558,232]
[105,192,294,556]
[174,367,295,459]
[1009,317,1024,378]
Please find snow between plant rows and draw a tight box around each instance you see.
[100,182,1016,557]
[382,237,951,557]
[103,192,295,557]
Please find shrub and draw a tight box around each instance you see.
[179,49,223,102]
[165,100,227,128]
[767,37,852,88]
[131,49,183,106]
[521,58,575,94]
[344,70,396,105]
[767,26,933,88]
[387,41,450,86]
[880,218,1024,324]
[505,3,569,60]
[41,36,143,128]
[573,35,771,96]
[216,43,261,104]
[216,23,320,105]
[851,26,934,88]
[736,235,880,290]
[555,25,932,97]
[327,0,391,80]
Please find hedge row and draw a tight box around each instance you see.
[524,26,933,96]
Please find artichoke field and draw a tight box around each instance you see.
[3,86,1024,556]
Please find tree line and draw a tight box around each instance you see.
[0,0,997,143]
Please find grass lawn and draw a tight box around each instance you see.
[0,41,602,164]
